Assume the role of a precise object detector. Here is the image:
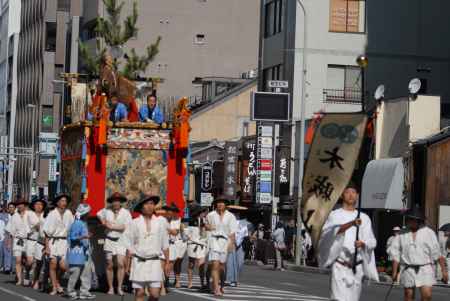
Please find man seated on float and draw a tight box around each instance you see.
[139,94,164,124]
[110,92,128,122]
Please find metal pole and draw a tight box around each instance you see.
[295,0,307,266]
[28,104,36,198]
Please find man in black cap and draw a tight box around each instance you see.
[119,195,170,301]
[42,193,74,295]
[391,207,448,301]
[205,196,238,296]
[96,192,132,296]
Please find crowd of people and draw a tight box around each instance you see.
[0,193,254,300]
[1,187,449,301]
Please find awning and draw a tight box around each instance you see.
[361,158,406,210]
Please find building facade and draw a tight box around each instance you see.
[259,0,365,207]
[79,0,260,103]
[0,0,20,202]
[365,0,450,115]
[11,0,82,200]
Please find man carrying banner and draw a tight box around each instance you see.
[318,185,379,301]
[390,207,448,301]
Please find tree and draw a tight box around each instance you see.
[79,0,161,80]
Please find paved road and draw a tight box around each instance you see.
[0,265,448,300]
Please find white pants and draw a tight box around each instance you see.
[49,239,68,259]
[209,250,227,264]
[330,262,363,301]
[400,264,436,288]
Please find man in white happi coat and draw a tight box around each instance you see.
[166,204,186,288]
[42,193,74,295]
[386,226,401,261]
[97,192,132,295]
[319,185,379,301]
[391,207,448,301]
[28,198,47,290]
[5,198,39,285]
[119,195,170,301]
[205,196,238,296]
[186,207,208,289]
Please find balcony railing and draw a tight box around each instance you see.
[323,88,362,104]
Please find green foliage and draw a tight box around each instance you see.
[79,0,161,80]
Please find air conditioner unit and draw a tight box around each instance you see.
[248,69,257,79]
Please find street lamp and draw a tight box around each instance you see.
[27,104,37,197]
[294,0,307,267]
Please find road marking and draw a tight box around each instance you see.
[173,274,329,301]
[0,286,36,301]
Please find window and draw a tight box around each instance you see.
[262,64,284,90]
[264,0,284,37]
[194,34,206,45]
[41,106,54,132]
[325,65,362,103]
[57,0,70,11]
[45,22,57,52]
[329,0,365,33]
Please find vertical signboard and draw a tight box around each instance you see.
[241,137,256,202]
[256,124,274,204]
[223,141,238,200]
[201,162,213,192]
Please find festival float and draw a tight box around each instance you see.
[59,54,190,217]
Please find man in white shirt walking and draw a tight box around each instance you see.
[319,185,379,301]
[390,207,448,301]
[205,196,238,296]
[119,195,170,301]
[97,192,132,295]
[42,193,74,295]
[5,198,39,286]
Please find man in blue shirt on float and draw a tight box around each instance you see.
[139,94,164,124]
[109,93,128,123]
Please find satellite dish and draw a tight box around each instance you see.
[374,85,385,101]
[408,78,421,95]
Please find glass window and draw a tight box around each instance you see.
[329,0,365,33]
[265,0,284,37]
[45,22,57,52]
[325,65,362,103]
[265,2,275,37]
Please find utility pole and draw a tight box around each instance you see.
[295,0,308,266]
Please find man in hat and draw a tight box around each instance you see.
[97,192,132,295]
[390,208,448,301]
[119,195,170,301]
[42,193,74,295]
[5,198,39,285]
[166,204,186,288]
[28,197,47,290]
[67,203,95,300]
[386,226,401,264]
[205,196,238,296]
[186,207,208,289]
[318,185,379,301]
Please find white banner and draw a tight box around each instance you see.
[302,113,367,248]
